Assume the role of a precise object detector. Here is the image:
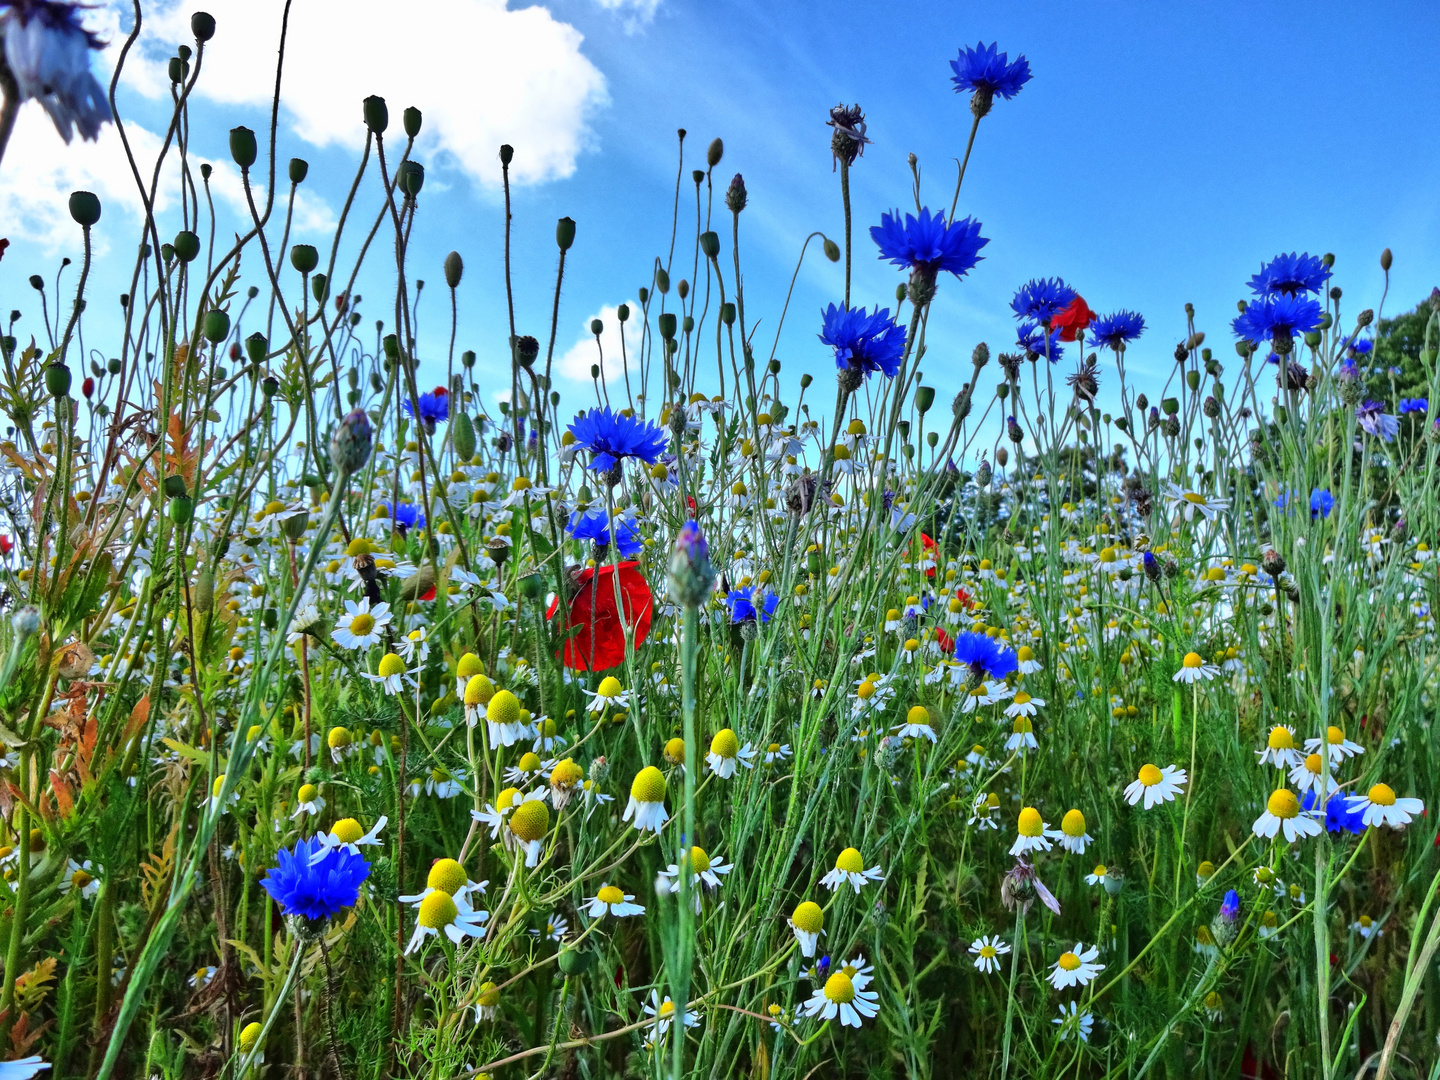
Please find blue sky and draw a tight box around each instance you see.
[4,0,1438,438]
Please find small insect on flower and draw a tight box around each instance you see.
[706,728,758,777]
[790,900,825,957]
[1009,806,1053,857]
[1124,763,1187,809]
[623,766,669,833]
[802,957,880,1028]
[893,704,938,743]
[584,883,645,919]
[1048,943,1104,990]
[1053,1001,1094,1043]
[1172,651,1220,684]
[969,934,1010,975]
[821,847,884,893]
[1346,783,1424,829]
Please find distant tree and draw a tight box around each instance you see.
[1364,293,1439,403]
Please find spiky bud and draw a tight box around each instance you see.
[330,408,373,477]
[667,520,716,607]
[725,173,747,213]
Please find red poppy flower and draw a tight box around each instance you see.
[548,561,653,671]
[419,585,437,602]
[1051,296,1095,342]
[954,586,974,610]
[0,535,11,556]
[920,532,937,579]
[935,627,954,653]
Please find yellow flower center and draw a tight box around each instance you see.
[377,653,406,678]
[427,858,467,894]
[1359,915,1372,928]
[1018,646,1035,662]
[1267,727,1294,750]
[297,784,318,803]
[857,680,876,700]
[1061,809,1087,837]
[1182,652,1203,669]
[348,613,375,636]
[1367,783,1396,807]
[457,652,484,680]
[1327,726,1345,745]
[239,1022,261,1050]
[979,945,997,959]
[1058,952,1081,971]
[631,766,667,804]
[1138,763,1163,787]
[1017,807,1044,837]
[1205,991,1222,1010]
[487,690,522,727]
[906,705,930,727]
[418,890,459,929]
[684,846,711,875]
[597,885,625,905]
[327,726,351,749]
[1304,753,1323,775]
[904,638,920,652]
[477,981,500,1007]
[1197,860,1215,878]
[596,676,623,698]
[72,869,93,889]
[1093,864,1107,878]
[332,818,364,845]
[833,846,866,874]
[1182,492,1207,505]
[509,799,550,842]
[496,787,521,811]
[792,901,823,933]
[517,752,542,773]
[664,737,686,764]
[551,759,584,788]
[823,972,856,1004]
[465,674,496,706]
[212,774,227,798]
[1012,717,1033,734]
[710,729,740,759]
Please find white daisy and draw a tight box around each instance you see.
[820,847,883,893]
[969,935,1010,975]
[1346,783,1424,828]
[1252,788,1323,842]
[1047,943,1104,990]
[584,883,645,919]
[1124,763,1187,809]
[331,597,391,650]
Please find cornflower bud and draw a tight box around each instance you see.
[331,409,373,476]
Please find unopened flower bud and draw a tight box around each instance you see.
[725,173,747,213]
[668,520,716,607]
[1261,548,1286,577]
[444,251,463,289]
[975,458,992,487]
[1356,308,1374,328]
[972,342,990,369]
[331,408,373,476]
[11,605,40,640]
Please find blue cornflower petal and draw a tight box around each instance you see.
[567,406,667,474]
[567,509,642,559]
[870,208,988,281]
[951,631,1018,681]
[819,303,906,380]
[1231,294,1324,344]
[260,836,370,921]
[1010,277,1077,323]
[949,41,1033,100]
[1017,321,1064,360]
[1087,310,1146,351]
[402,387,450,425]
[1247,252,1332,297]
[381,501,426,532]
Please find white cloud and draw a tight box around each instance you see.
[556,300,642,393]
[136,0,609,189]
[590,0,661,33]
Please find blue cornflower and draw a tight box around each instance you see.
[1399,397,1429,415]
[567,406,667,474]
[1087,310,1146,351]
[0,0,112,143]
[949,42,1033,103]
[819,303,906,379]
[567,509,642,558]
[870,208,988,286]
[1017,321,1064,360]
[260,836,370,921]
[402,386,449,429]
[381,501,425,533]
[1220,889,1240,922]
[1356,400,1399,442]
[951,631,1018,682]
[1309,489,1334,519]
[1231,293,1323,345]
[1010,277,1077,324]
[724,586,779,625]
[1301,790,1366,835]
[1349,339,1374,356]
[1247,252,1332,297]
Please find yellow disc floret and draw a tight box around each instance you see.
[509,799,550,842]
[792,900,823,933]
[631,766,666,803]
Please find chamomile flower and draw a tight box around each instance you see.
[1053,1001,1094,1042]
[969,935,1010,974]
[1005,689,1043,717]
[506,798,551,866]
[1048,943,1104,989]
[584,675,629,713]
[801,962,879,1027]
[1010,806,1053,856]
[657,846,732,911]
[1005,716,1037,752]
[463,673,495,728]
[548,758,585,809]
[1086,864,1112,888]
[1349,914,1382,939]
[1173,651,1220,683]
[403,889,489,954]
[486,689,529,748]
[1016,645,1042,674]
[789,900,825,957]
[1289,753,1327,793]
[893,705,938,743]
[319,816,387,856]
[1164,483,1230,521]
[363,652,413,695]
[1050,808,1093,854]
[474,982,500,1021]
[706,728,758,777]
[764,742,792,764]
[1257,725,1302,769]
[584,883,645,918]
[59,859,100,898]
[471,787,545,839]
[820,847,883,893]
[1124,763,1187,808]
[969,791,1001,830]
[189,965,217,989]
[530,914,568,942]
[1346,783,1424,828]
[331,597,391,650]
[290,783,324,819]
[623,766,669,833]
[644,991,700,1037]
[1305,725,1363,765]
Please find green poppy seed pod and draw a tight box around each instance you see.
[557,947,595,977]
[169,495,194,525]
[363,95,388,134]
[202,308,230,344]
[916,386,935,414]
[168,56,185,84]
[369,371,384,392]
[682,315,694,334]
[590,318,603,336]
[616,304,629,322]
[245,332,267,366]
[290,244,318,275]
[195,568,215,613]
[451,411,476,461]
[1322,252,1335,267]
[229,126,257,169]
[555,216,576,251]
[926,431,938,448]
[262,375,278,396]
[822,237,840,262]
[590,363,600,380]
[499,143,514,165]
[707,137,723,168]
[162,474,187,499]
[897,419,911,442]
[68,190,101,227]
[1185,369,1200,391]
[658,313,677,341]
[444,251,463,289]
[655,269,670,294]
[691,168,704,186]
[1234,340,1250,358]
[461,349,475,368]
[191,10,215,40]
[173,230,200,263]
[107,357,121,375]
[403,106,422,138]
[518,572,543,600]
[281,508,308,541]
[288,157,308,184]
[1318,311,1333,330]
[895,283,907,304]
[995,382,1009,400]
[720,302,735,326]
[397,161,424,197]
[1303,330,1322,348]
[1381,248,1393,272]
[1161,397,1179,416]
[28,274,43,291]
[311,274,329,303]
[677,279,689,301]
[330,408,373,476]
[768,359,781,375]
[800,373,813,389]
[45,361,72,398]
[699,231,720,259]
[383,334,400,360]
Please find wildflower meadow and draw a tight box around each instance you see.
[0,5,1438,1079]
